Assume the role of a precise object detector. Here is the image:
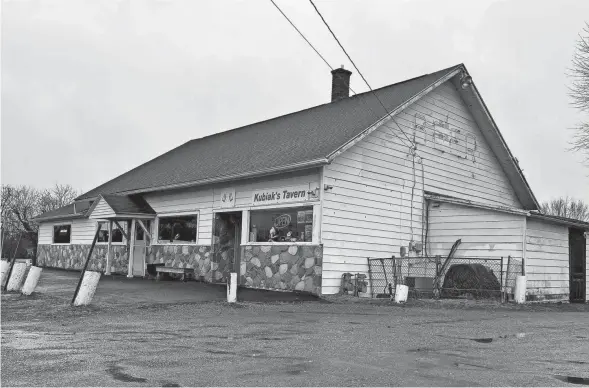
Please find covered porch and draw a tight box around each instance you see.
[87,194,156,277]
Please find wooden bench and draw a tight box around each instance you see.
[155,266,195,282]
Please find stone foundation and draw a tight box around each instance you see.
[36,244,128,274]
[242,244,322,295]
[146,245,215,281]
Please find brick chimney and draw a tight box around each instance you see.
[331,66,352,102]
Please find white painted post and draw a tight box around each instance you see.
[128,219,136,277]
[514,275,526,304]
[6,262,27,291]
[73,271,101,306]
[394,284,409,303]
[21,266,43,295]
[227,272,237,303]
[106,221,113,275]
[0,260,9,286]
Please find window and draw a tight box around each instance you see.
[136,220,151,241]
[249,206,313,243]
[97,221,126,244]
[53,224,71,244]
[157,215,198,243]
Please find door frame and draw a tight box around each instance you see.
[211,210,244,283]
[569,228,587,303]
[128,218,153,278]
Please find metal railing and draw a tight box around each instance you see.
[367,255,521,301]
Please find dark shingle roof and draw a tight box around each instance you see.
[33,202,91,222]
[101,194,155,215]
[77,65,460,200]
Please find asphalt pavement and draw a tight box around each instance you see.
[1,269,588,387]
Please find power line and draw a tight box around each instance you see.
[269,0,333,71]
[268,0,414,149]
[308,0,416,149]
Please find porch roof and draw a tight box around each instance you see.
[87,194,156,220]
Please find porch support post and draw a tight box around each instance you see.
[106,221,113,275]
[71,223,102,304]
[114,220,129,241]
[137,220,152,240]
[128,219,135,277]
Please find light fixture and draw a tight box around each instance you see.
[460,74,473,89]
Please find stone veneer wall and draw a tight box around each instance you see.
[37,244,128,274]
[146,245,215,281]
[242,245,322,295]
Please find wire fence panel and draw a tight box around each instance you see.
[505,256,523,296]
[367,256,510,301]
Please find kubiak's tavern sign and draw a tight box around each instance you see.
[251,186,310,205]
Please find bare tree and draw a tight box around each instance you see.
[569,22,589,162]
[1,184,80,259]
[541,196,589,221]
[38,184,79,214]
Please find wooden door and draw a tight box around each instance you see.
[569,228,586,303]
[132,221,148,277]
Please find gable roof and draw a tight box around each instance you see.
[67,63,539,212]
[76,65,462,200]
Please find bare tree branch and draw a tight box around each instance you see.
[569,22,589,163]
[541,196,589,221]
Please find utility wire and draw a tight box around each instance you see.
[308,0,416,149]
[308,0,431,248]
[269,0,414,149]
[269,0,334,72]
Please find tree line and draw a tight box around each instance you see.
[1,184,79,259]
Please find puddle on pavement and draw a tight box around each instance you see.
[106,365,147,383]
[472,338,493,343]
[554,375,589,385]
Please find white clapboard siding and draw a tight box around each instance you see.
[89,198,115,219]
[38,218,98,245]
[320,80,523,295]
[38,223,54,245]
[525,218,569,299]
[144,169,320,246]
[427,202,524,264]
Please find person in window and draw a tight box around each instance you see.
[268,226,279,242]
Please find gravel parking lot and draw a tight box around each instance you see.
[2,270,588,387]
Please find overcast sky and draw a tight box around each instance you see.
[2,0,589,203]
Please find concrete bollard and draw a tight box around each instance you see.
[6,262,27,291]
[0,260,9,286]
[394,284,409,303]
[21,266,43,295]
[514,275,526,304]
[73,271,101,306]
[227,272,237,303]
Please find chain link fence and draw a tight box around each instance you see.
[367,255,522,301]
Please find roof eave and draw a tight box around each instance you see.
[33,213,87,223]
[456,73,540,211]
[528,212,589,230]
[77,158,329,200]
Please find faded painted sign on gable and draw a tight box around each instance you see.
[412,113,478,162]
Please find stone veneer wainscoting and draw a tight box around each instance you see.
[146,245,215,281]
[242,245,322,295]
[36,244,128,274]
